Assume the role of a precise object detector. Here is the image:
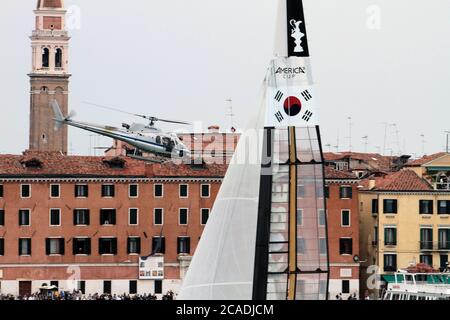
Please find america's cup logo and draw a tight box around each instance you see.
[290,19,305,53]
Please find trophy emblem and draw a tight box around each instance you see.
[290,19,305,53]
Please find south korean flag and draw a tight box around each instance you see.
[265,85,317,127]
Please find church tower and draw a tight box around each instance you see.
[29,0,70,154]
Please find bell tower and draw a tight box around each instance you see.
[29,0,70,154]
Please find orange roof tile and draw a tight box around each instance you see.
[360,170,432,191]
[407,152,448,166]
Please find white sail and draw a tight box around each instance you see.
[179,0,329,300]
[178,82,267,300]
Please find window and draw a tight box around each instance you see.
[324,186,329,199]
[384,254,397,272]
[129,184,138,198]
[177,237,190,254]
[129,280,137,295]
[179,208,188,225]
[297,238,306,254]
[78,281,86,294]
[339,238,352,255]
[152,237,166,254]
[383,199,398,214]
[73,238,91,255]
[342,280,350,294]
[73,209,90,226]
[419,200,433,215]
[0,209,4,226]
[55,48,62,68]
[103,281,112,294]
[339,186,352,199]
[21,185,31,198]
[371,199,379,214]
[46,238,64,255]
[318,210,326,226]
[75,185,88,198]
[297,185,306,198]
[341,210,351,227]
[42,48,49,68]
[19,238,32,256]
[420,228,433,250]
[297,209,303,226]
[154,184,163,198]
[19,209,30,226]
[201,208,210,225]
[179,184,188,198]
[374,226,379,244]
[129,208,138,225]
[101,185,115,197]
[100,209,116,225]
[319,238,327,255]
[50,184,60,198]
[384,227,397,246]
[50,281,59,288]
[420,254,433,267]
[50,209,61,226]
[439,229,450,250]
[438,201,450,215]
[154,208,163,225]
[127,237,141,255]
[0,238,4,256]
[201,184,210,198]
[99,238,117,255]
[0,185,3,197]
[336,161,349,171]
[154,280,162,294]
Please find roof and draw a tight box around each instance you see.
[0,151,146,178]
[324,166,358,180]
[407,152,448,166]
[359,170,432,191]
[323,152,396,172]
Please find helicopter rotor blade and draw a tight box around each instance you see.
[82,101,191,125]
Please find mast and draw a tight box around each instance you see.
[253,0,329,300]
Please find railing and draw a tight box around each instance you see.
[420,241,450,251]
[434,182,450,190]
[32,30,68,37]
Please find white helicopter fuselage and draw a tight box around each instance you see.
[51,101,191,158]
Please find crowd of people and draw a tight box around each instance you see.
[0,290,175,301]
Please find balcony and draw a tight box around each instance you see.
[434,182,450,190]
[32,30,68,38]
[420,241,450,251]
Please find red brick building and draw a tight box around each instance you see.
[324,167,360,299]
[0,151,225,297]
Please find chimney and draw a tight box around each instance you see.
[208,125,220,134]
[369,179,376,190]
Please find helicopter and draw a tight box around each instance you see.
[51,100,192,160]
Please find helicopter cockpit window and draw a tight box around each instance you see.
[156,136,161,144]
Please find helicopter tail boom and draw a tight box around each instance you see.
[51,100,73,130]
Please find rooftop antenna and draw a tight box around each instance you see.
[225,99,235,132]
[445,130,450,153]
[420,134,426,156]
[390,123,401,155]
[362,135,369,153]
[347,117,353,152]
[382,122,389,155]
[334,130,340,153]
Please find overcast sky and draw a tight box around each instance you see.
[1,0,450,157]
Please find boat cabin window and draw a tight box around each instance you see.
[156,136,161,144]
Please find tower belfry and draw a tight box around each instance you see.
[29,0,70,154]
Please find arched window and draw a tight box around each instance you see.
[42,48,49,68]
[55,48,62,68]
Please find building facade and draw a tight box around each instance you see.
[324,167,360,299]
[29,0,70,154]
[0,151,224,297]
[359,153,450,298]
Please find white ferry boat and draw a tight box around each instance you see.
[383,271,450,300]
